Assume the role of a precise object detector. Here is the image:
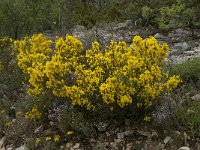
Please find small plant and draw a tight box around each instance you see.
[172,101,200,138]
[169,58,200,85]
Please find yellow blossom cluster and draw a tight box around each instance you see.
[25,107,42,121]
[14,34,52,95]
[15,34,181,110]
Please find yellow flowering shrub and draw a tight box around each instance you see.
[15,34,181,111]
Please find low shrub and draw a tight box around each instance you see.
[14,34,181,111]
[171,100,200,138]
[8,33,181,147]
[169,58,200,86]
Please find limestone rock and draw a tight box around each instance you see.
[179,146,190,150]
[73,143,80,149]
[164,136,173,144]
[15,145,26,150]
[154,33,168,41]
[191,94,200,101]
[0,137,6,149]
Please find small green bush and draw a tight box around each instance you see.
[169,58,200,85]
[172,101,200,138]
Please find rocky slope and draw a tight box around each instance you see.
[62,20,200,64]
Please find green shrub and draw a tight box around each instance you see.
[169,58,200,85]
[0,37,25,137]
[171,101,200,138]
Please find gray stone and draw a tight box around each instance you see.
[175,28,191,35]
[126,143,133,150]
[66,143,73,149]
[94,122,109,132]
[164,136,173,144]
[0,137,6,149]
[0,147,6,150]
[73,143,80,149]
[138,131,151,138]
[113,20,132,30]
[154,33,168,41]
[179,146,190,150]
[72,25,86,33]
[173,42,189,51]
[191,94,200,101]
[117,132,125,139]
[117,130,134,139]
[15,145,26,150]
[184,51,195,56]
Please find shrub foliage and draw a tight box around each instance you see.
[14,34,181,112]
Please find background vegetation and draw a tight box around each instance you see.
[0,0,200,39]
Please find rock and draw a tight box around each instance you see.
[154,33,168,41]
[66,143,73,149]
[94,122,109,132]
[169,49,184,56]
[110,142,118,150]
[72,25,86,33]
[195,142,200,150]
[71,25,87,44]
[168,28,191,42]
[0,147,6,150]
[114,139,124,145]
[138,130,151,138]
[105,132,110,137]
[0,137,6,148]
[168,55,192,64]
[191,94,200,101]
[60,145,65,150]
[164,136,173,144]
[126,142,133,150]
[151,130,159,138]
[194,49,200,53]
[179,146,190,150]
[175,28,191,36]
[73,143,80,149]
[187,109,195,114]
[173,42,189,51]
[184,51,195,56]
[110,139,124,149]
[117,132,125,139]
[15,145,26,150]
[113,20,132,30]
[117,130,134,139]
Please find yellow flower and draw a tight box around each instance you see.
[5,122,11,128]
[16,112,22,115]
[144,116,151,122]
[0,110,5,114]
[35,138,41,144]
[67,131,73,135]
[54,135,60,142]
[25,107,42,121]
[45,136,51,141]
